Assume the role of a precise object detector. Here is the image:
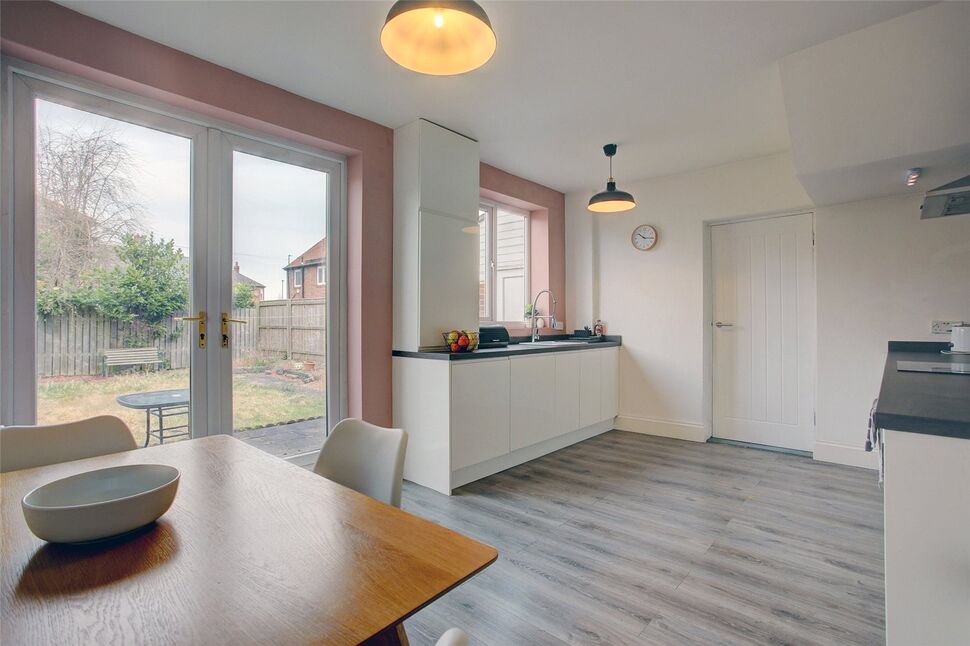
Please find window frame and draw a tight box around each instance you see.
[293,267,303,288]
[478,199,530,325]
[317,265,325,285]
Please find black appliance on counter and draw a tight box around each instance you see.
[478,324,510,349]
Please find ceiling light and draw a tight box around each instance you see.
[588,144,636,213]
[381,1,496,76]
[906,168,922,187]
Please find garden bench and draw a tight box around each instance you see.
[102,347,162,377]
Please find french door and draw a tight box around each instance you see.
[2,63,345,460]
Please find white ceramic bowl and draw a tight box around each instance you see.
[22,464,180,544]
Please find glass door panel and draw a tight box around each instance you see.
[33,98,196,447]
[230,149,329,461]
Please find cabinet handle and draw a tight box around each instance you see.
[714,322,733,328]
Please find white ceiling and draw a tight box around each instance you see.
[59,1,928,194]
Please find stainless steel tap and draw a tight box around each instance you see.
[530,289,558,342]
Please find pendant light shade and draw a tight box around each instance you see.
[381,1,496,76]
[588,144,636,213]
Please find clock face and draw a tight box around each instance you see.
[631,224,658,251]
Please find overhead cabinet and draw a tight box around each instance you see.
[393,119,480,352]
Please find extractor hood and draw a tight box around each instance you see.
[920,175,970,219]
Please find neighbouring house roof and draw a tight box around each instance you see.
[232,262,265,288]
[284,238,327,270]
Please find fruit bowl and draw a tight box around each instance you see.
[442,330,479,353]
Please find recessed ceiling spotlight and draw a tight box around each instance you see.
[906,168,922,187]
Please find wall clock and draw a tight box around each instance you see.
[631,224,658,251]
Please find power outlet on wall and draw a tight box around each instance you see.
[554,321,564,330]
[932,320,966,334]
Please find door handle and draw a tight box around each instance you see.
[221,312,248,348]
[176,311,207,348]
[714,322,734,328]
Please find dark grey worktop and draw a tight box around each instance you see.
[392,335,622,361]
[873,341,970,440]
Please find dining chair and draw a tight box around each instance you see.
[436,628,469,646]
[0,415,138,473]
[312,418,408,507]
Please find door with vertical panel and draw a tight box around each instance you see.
[712,213,815,451]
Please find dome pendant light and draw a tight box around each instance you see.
[588,144,636,213]
[381,1,497,76]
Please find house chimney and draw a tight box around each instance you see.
[233,261,240,273]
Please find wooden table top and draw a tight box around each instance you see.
[1,435,497,645]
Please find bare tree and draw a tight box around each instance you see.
[36,123,143,288]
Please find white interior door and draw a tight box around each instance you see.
[711,213,815,452]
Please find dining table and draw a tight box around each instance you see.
[0,435,497,645]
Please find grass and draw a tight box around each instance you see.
[37,368,325,447]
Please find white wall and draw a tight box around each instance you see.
[565,154,970,468]
[566,153,812,442]
[815,193,970,467]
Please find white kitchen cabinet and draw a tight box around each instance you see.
[418,210,479,350]
[554,352,581,436]
[601,346,619,420]
[579,349,602,428]
[393,119,480,352]
[395,345,620,494]
[510,354,557,451]
[418,120,479,221]
[451,359,510,470]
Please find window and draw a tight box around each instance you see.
[293,268,303,287]
[317,265,326,285]
[479,201,529,323]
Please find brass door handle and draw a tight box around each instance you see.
[176,311,207,348]
[221,313,248,348]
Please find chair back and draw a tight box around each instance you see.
[313,418,408,507]
[0,415,137,473]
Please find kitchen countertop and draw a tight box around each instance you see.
[873,341,970,440]
[392,335,622,361]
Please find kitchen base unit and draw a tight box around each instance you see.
[392,345,620,494]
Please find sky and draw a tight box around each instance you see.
[37,99,327,299]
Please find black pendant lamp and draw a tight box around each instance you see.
[588,144,636,213]
[381,1,497,76]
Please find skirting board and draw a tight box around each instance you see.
[615,415,709,442]
[450,419,615,491]
[813,441,877,470]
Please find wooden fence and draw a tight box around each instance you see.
[35,297,326,377]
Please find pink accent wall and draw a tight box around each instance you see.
[480,164,566,336]
[1,0,393,425]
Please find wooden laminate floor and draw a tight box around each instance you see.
[401,431,884,646]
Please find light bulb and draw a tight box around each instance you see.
[434,11,444,28]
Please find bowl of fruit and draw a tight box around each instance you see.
[443,330,479,353]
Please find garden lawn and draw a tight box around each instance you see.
[37,369,324,447]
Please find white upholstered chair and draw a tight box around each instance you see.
[0,415,137,473]
[436,628,470,646]
[312,418,408,507]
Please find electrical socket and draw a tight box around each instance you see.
[554,321,564,330]
[932,320,965,334]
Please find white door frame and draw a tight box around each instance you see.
[701,210,817,450]
[1,57,348,434]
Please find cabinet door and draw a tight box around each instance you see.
[578,350,602,428]
[451,360,510,470]
[554,352,581,436]
[600,347,619,421]
[510,355,557,451]
[418,120,479,221]
[419,210,479,349]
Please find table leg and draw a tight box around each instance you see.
[158,406,166,444]
[144,410,151,448]
[361,624,409,646]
